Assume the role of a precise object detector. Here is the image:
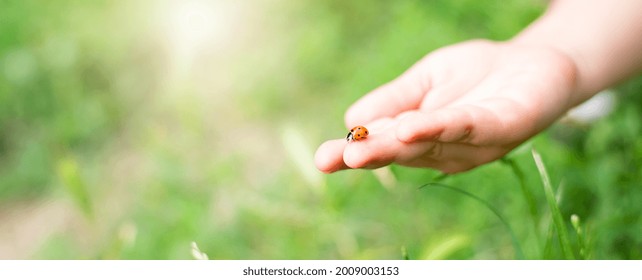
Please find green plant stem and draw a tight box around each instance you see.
[420,183,525,259]
[502,158,540,236]
[532,149,575,260]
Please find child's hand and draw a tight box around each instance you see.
[315,40,577,173]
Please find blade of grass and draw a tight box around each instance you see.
[501,158,539,228]
[401,246,410,260]
[532,149,575,259]
[57,156,93,219]
[191,242,209,260]
[571,214,589,259]
[419,183,525,259]
[422,234,471,260]
[432,173,450,182]
[501,157,542,256]
[542,222,554,259]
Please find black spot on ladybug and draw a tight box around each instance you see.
[357,134,361,137]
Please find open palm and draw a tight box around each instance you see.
[315,40,578,173]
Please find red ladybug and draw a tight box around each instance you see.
[346,126,369,142]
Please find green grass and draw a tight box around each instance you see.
[532,149,574,259]
[1,0,641,259]
[419,182,525,259]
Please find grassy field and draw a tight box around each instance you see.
[1,0,640,259]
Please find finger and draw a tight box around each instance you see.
[314,139,349,173]
[341,117,399,169]
[342,117,445,170]
[343,131,398,169]
[418,83,471,111]
[398,99,531,146]
[399,142,507,173]
[396,108,476,143]
[316,118,397,173]
[344,64,429,128]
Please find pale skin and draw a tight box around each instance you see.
[315,0,642,174]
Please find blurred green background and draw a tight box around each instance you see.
[1,0,640,259]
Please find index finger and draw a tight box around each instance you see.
[344,62,429,128]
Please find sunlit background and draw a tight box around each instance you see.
[1,0,641,259]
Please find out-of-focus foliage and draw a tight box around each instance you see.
[0,0,640,259]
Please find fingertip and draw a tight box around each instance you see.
[343,132,396,169]
[314,140,348,173]
[343,145,369,169]
[344,106,356,129]
[344,104,368,129]
[344,75,426,128]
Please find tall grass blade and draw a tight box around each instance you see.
[532,149,575,259]
[419,183,525,259]
[502,157,542,255]
[401,246,410,260]
[191,241,209,260]
[57,156,93,218]
[501,158,539,227]
[571,214,589,259]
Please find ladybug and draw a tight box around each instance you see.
[346,126,369,142]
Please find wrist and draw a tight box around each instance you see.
[511,0,642,104]
[509,16,587,105]
[506,37,582,109]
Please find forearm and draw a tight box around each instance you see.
[513,0,642,104]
